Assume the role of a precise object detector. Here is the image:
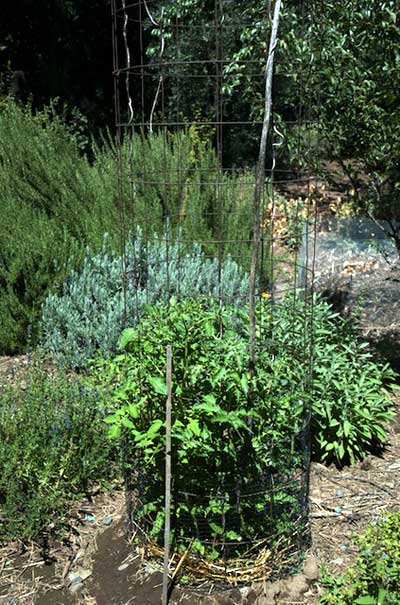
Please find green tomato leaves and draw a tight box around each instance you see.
[149,376,168,396]
[119,328,136,352]
[100,296,398,561]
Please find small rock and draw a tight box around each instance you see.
[239,586,257,604]
[118,562,130,572]
[69,572,84,594]
[330,557,344,566]
[79,569,92,582]
[70,580,83,594]
[246,588,257,604]
[303,553,320,582]
[280,575,308,599]
[360,457,372,471]
[68,572,81,584]
[68,569,92,589]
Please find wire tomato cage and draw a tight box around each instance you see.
[110,0,318,590]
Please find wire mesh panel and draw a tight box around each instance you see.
[111,0,317,588]
[300,215,400,370]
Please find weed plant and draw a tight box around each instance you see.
[320,513,400,605]
[0,365,117,542]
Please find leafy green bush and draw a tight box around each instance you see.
[98,298,308,558]
[70,293,394,559]
[41,229,249,369]
[310,303,397,465]
[98,294,397,485]
[0,365,117,542]
[251,296,396,466]
[320,513,400,605]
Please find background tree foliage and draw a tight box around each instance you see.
[310,0,400,250]
[143,0,399,247]
[1,0,399,221]
[143,0,310,166]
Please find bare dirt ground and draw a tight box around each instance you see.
[0,355,31,390]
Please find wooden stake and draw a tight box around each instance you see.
[249,0,282,377]
[162,345,173,605]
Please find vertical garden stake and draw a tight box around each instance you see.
[162,345,173,605]
[249,0,282,375]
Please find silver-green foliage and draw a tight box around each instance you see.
[41,229,249,369]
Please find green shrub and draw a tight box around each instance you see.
[95,127,255,263]
[0,199,81,354]
[96,295,396,555]
[0,100,120,353]
[98,294,397,481]
[320,512,400,605]
[0,101,121,244]
[41,229,249,369]
[310,303,397,465]
[99,298,308,559]
[0,365,117,542]
[267,297,397,465]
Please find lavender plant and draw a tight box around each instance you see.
[41,228,249,369]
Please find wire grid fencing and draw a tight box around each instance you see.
[111,0,317,588]
[300,215,400,371]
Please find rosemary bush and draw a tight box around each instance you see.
[0,101,120,353]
